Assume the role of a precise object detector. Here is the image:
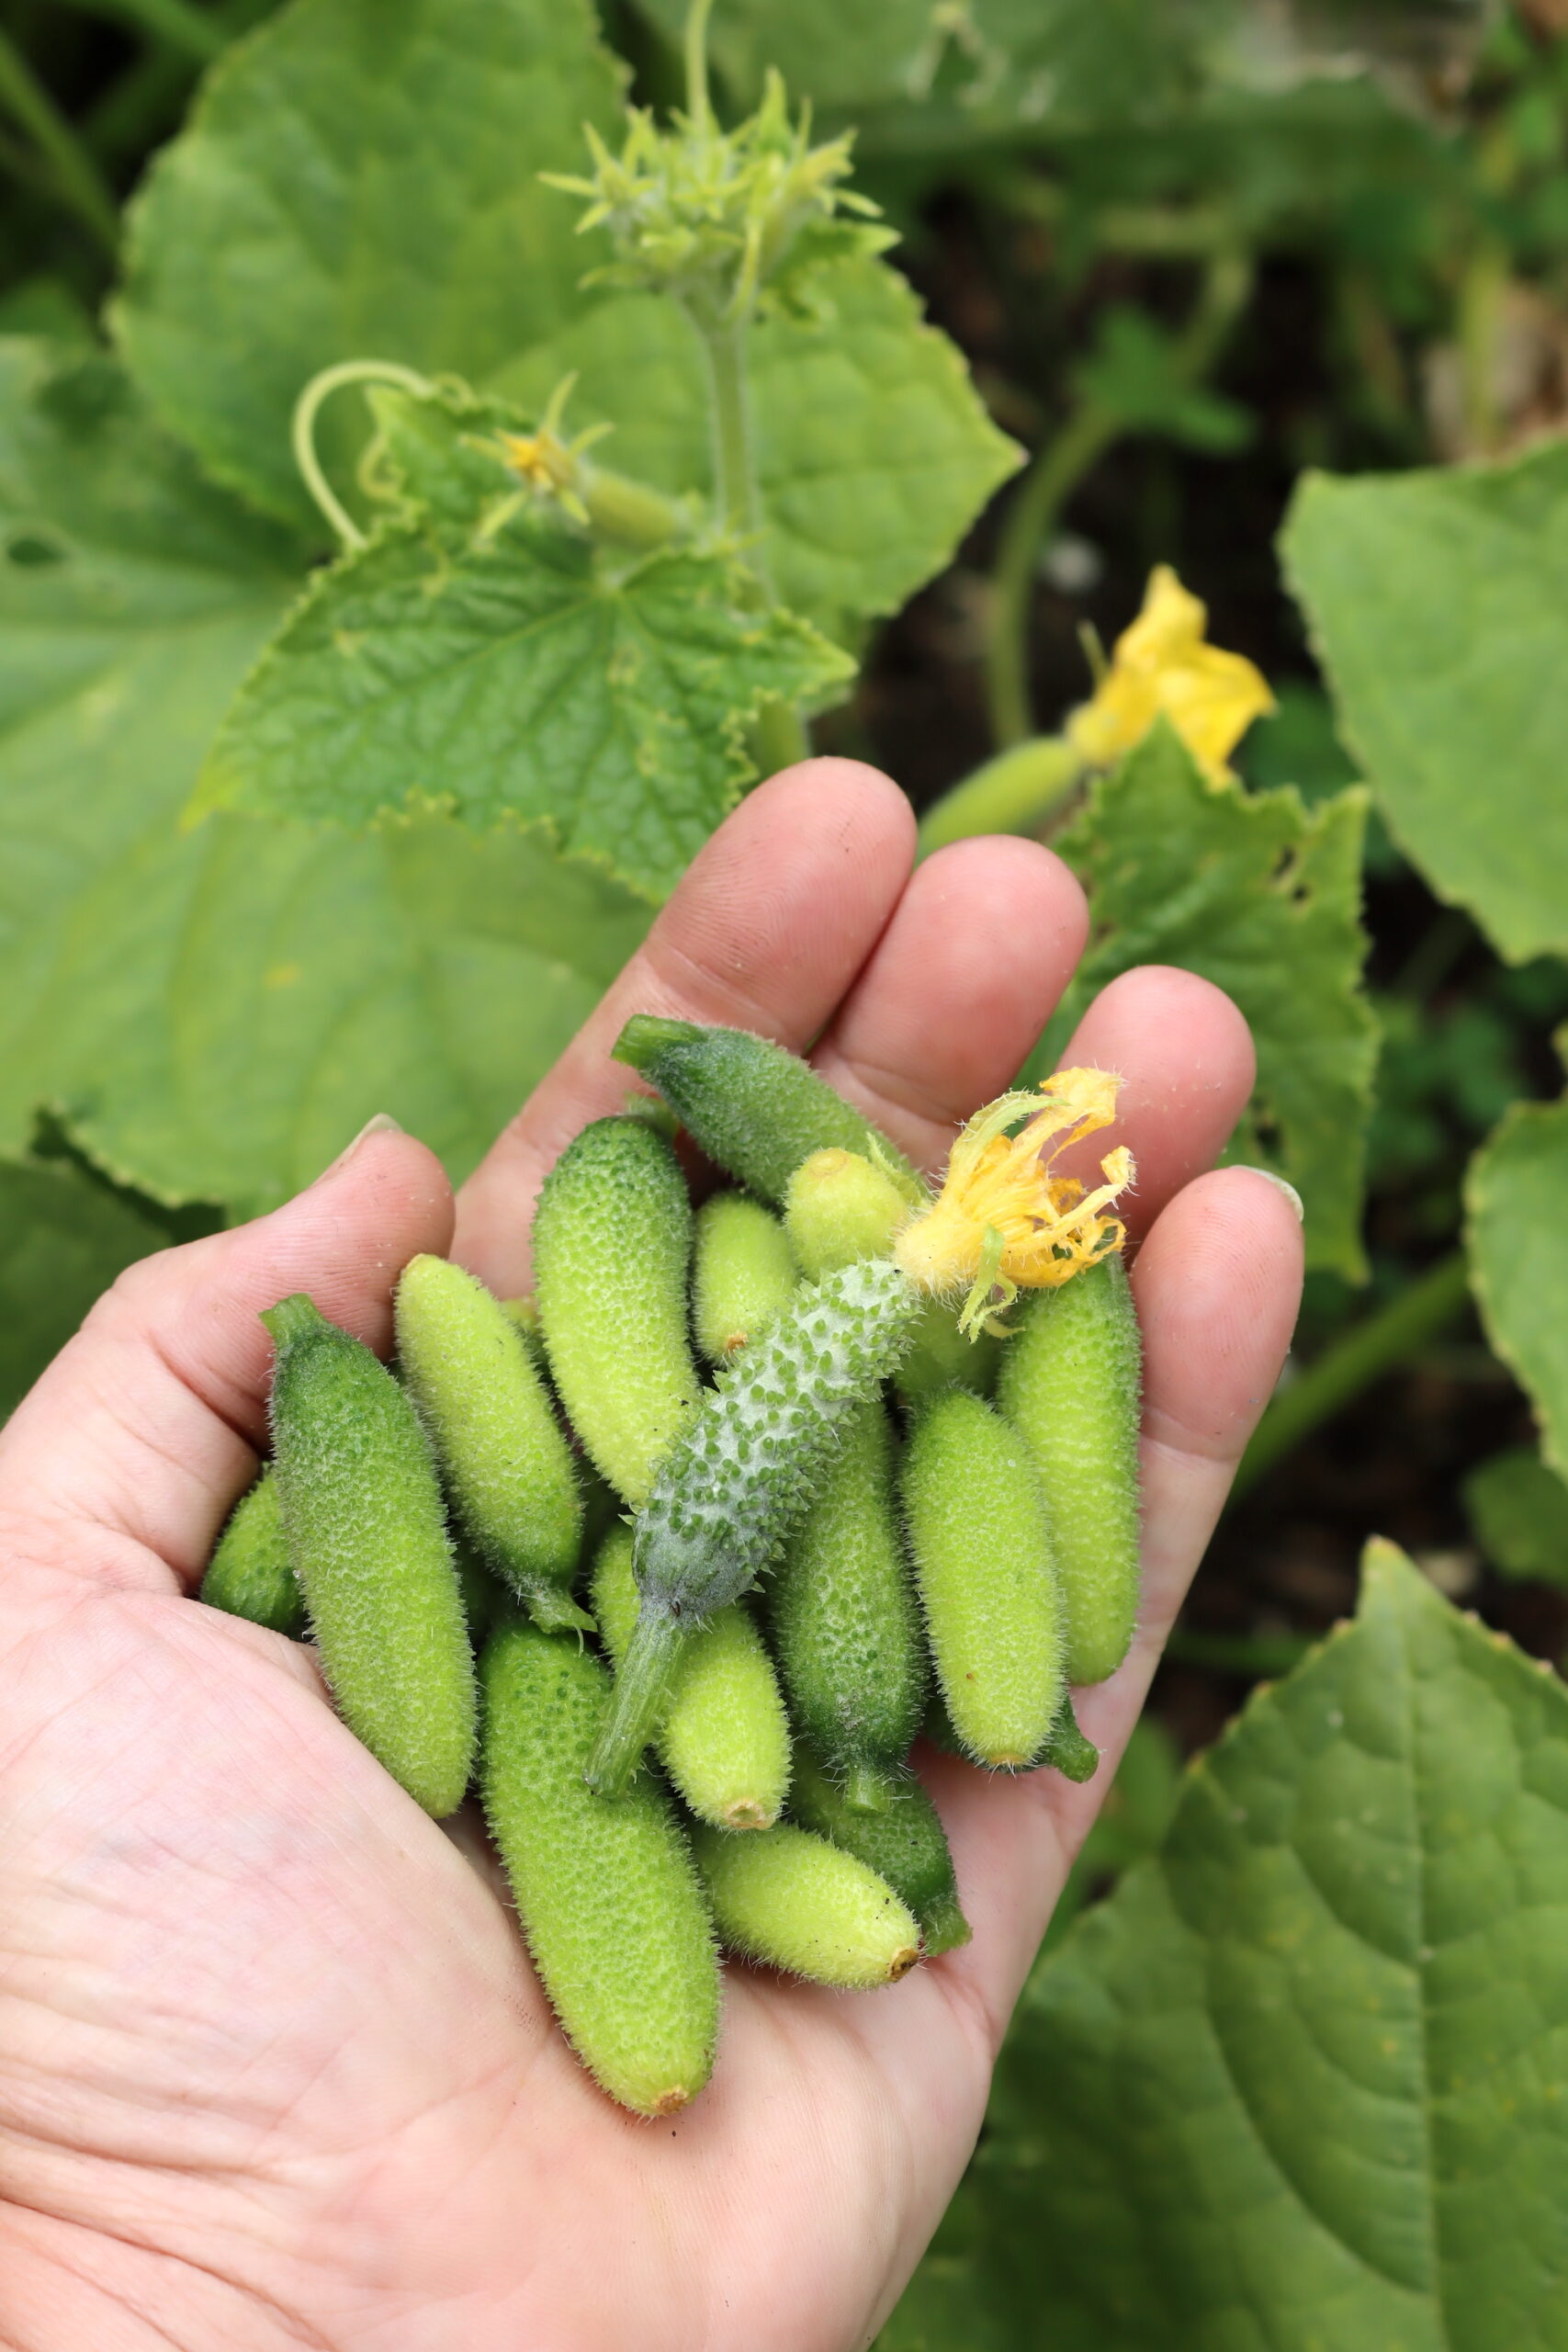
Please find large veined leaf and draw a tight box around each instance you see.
[886,1541,1568,2350]
[1034,722,1376,1279]
[1282,444,1568,965]
[0,1159,171,1422]
[1467,1095,1568,1486]
[114,0,624,530]
[496,255,1021,643]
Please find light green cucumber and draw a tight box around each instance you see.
[901,1389,1065,1770]
[395,1254,586,1634]
[691,1820,920,1988]
[614,1015,923,1205]
[199,1468,306,1637]
[587,1257,923,1797]
[532,1116,701,1509]
[692,1191,797,1363]
[592,1525,791,1830]
[788,1746,970,1955]
[479,1622,719,2117]
[500,1294,546,1367]
[771,1400,924,1812]
[263,1294,476,1815]
[997,1252,1142,1686]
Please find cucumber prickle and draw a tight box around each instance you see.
[587,1257,923,1797]
[199,1468,306,1638]
[788,1745,970,1956]
[692,1191,797,1363]
[263,1294,476,1816]
[997,1252,1143,1685]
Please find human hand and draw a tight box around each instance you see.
[0,760,1303,2352]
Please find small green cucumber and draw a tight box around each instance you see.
[532,1116,701,1510]
[788,1746,970,1955]
[692,1191,797,1363]
[199,1468,306,1637]
[588,1257,923,1796]
[691,1820,920,1988]
[770,1400,925,1812]
[479,1621,719,2117]
[263,1295,476,1816]
[592,1525,791,1831]
[395,1254,586,1635]
[997,1252,1142,1686]
[614,1016,923,1205]
[901,1389,1064,1770]
[897,1301,1000,1404]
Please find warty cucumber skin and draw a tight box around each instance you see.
[784,1147,907,1281]
[788,1747,970,1955]
[691,1820,920,1988]
[263,1295,476,1816]
[692,1191,797,1363]
[613,1016,923,1206]
[199,1469,306,1637]
[395,1255,584,1633]
[532,1117,701,1510]
[592,1526,791,1830]
[479,1622,719,2117]
[771,1400,925,1807]
[901,1389,1065,1771]
[996,1252,1142,1686]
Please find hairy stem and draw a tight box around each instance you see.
[585,1602,687,1798]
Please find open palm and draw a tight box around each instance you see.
[0,761,1303,2352]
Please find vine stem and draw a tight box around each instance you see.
[683,0,716,127]
[291,358,433,548]
[0,28,119,257]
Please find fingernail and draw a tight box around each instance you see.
[1235,1166,1303,1222]
[315,1112,403,1184]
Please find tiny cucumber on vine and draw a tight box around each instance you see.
[479,1620,719,2118]
[532,1116,701,1510]
[591,1524,791,1831]
[788,1746,970,1956]
[691,1820,920,1989]
[199,1468,306,1637]
[997,1252,1143,1686]
[770,1399,925,1813]
[613,1016,924,1206]
[901,1389,1065,1771]
[692,1191,797,1363]
[262,1294,476,1816]
[395,1254,587,1635]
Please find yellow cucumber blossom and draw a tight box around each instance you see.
[894,1069,1134,1338]
[1067,564,1274,785]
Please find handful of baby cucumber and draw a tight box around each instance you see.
[201,1019,1142,2118]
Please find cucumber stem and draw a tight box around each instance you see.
[842,1761,897,1815]
[585,1601,687,1797]
[920,1895,974,1958]
[523,1583,597,1638]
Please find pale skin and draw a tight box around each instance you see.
[0,760,1303,2352]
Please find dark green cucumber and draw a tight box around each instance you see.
[614,1016,923,1204]
[263,1294,476,1816]
[997,1252,1142,1685]
[692,1191,797,1363]
[199,1468,306,1637]
[479,1622,718,2116]
[788,1746,969,1955]
[691,1820,920,1988]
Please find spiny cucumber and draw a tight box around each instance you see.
[199,1468,306,1637]
[692,1191,797,1363]
[690,1820,919,1988]
[479,1621,718,2117]
[587,1256,923,1797]
[532,1116,700,1509]
[770,1400,924,1812]
[997,1252,1142,1685]
[395,1254,586,1635]
[263,1294,476,1816]
[614,1015,923,1205]
[592,1525,791,1830]
[788,1745,970,1956]
[901,1389,1064,1771]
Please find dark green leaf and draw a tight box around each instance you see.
[0,1158,168,1423]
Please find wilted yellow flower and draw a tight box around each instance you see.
[894,1069,1134,1338]
[1067,564,1274,785]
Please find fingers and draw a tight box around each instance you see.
[810,834,1089,1173]
[453,760,916,1294]
[0,1129,453,1594]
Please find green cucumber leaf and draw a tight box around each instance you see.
[1035,721,1377,1279]
[113,0,624,531]
[886,1540,1568,2349]
[495,254,1021,641]
[1282,444,1568,964]
[1464,1447,1568,1591]
[1467,1095,1568,1487]
[0,1159,171,1423]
